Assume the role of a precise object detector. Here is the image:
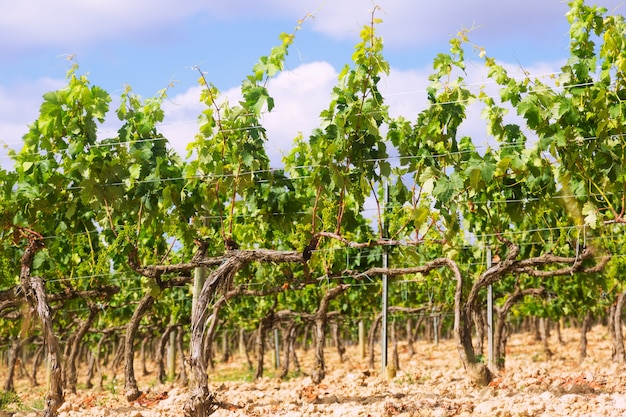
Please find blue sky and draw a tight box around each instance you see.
[1,0,622,168]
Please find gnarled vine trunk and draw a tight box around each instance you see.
[311,285,347,384]
[186,256,244,417]
[157,324,178,383]
[493,286,545,370]
[184,249,304,417]
[30,276,64,417]
[31,343,44,387]
[278,321,299,379]
[579,310,593,361]
[4,335,36,392]
[176,327,188,386]
[406,318,415,357]
[124,292,155,402]
[254,311,274,380]
[539,317,553,359]
[613,291,626,363]
[19,236,64,417]
[331,320,346,363]
[203,299,226,371]
[66,306,98,394]
[473,310,485,357]
[368,312,382,370]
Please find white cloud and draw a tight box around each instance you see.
[0,78,66,168]
[0,47,571,175]
[159,61,338,167]
[458,59,566,149]
[0,0,207,50]
[292,0,624,47]
[377,57,567,153]
[158,54,567,170]
[263,61,337,166]
[159,86,204,158]
[380,67,432,119]
[5,0,622,62]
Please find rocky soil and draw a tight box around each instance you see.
[3,325,626,416]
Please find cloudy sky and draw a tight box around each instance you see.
[1,0,623,169]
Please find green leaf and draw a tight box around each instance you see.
[412,207,430,228]
[244,86,271,115]
[582,201,598,229]
[33,251,47,270]
[422,178,435,195]
[129,164,141,180]
[20,161,34,173]
[433,173,463,203]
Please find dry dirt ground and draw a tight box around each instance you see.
[3,325,626,416]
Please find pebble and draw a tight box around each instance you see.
[538,390,554,402]
[613,394,626,409]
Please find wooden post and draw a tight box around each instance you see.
[167,315,177,381]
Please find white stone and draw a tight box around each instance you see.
[613,393,626,410]
[473,400,498,415]
[538,390,554,402]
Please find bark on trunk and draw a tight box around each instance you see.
[556,318,564,345]
[30,277,64,417]
[185,256,243,417]
[66,307,98,394]
[254,312,273,380]
[459,281,492,384]
[85,350,95,389]
[176,328,188,386]
[609,303,617,360]
[140,336,150,377]
[124,293,155,402]
[301,325,310,352]
[368,314,382,370]
[614,291,626,363]
[278,321,297,379]
[406,318,415,357]
[473,310,485,357]
[493,308,507,370]
[493,286,544,370]
[184,249,304,417]
[157,325,177,383]
[331,321,346,363]
[539,317,553,359]
[203,301,225,371]
[311,285,347,384]
[414,315,424,343]
[533,317,541,341]
[220,330,229,363]
[31,343,44,387]
[579,310,592,362]
[391,322,399,371]
[111,336,125,371]
[95,332,110,390]
[19,237,64,417]
[3,336,35,392]
[244,332,254,371]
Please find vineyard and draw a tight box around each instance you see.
[1,1,626,416]
[2,325,625,417]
